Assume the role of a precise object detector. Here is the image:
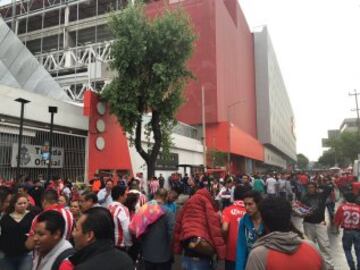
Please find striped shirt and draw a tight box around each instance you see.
[108,202,132,247]
[28,204,74,240]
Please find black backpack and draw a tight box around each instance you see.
[51,248,75,270]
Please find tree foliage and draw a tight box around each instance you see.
[102,3,196,178]
[207,149,227,168]
[296,153,309,170]
[318,132,360,167]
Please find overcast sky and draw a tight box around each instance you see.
[239,0,360,161]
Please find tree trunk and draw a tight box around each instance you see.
[147,159,156,180]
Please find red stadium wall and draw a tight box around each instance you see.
[215,0,257,137]
[166,0,257,139]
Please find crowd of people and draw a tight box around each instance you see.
[0,171,358,270]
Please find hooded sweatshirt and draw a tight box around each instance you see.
[245,231,326,270]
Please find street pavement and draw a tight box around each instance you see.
[292,216,349,270]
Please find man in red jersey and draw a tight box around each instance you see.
[335,192,360,270]
[246,197,325,270]
[222,185,247,270]
[25,189,74,250]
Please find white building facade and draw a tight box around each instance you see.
[254,27,297,169]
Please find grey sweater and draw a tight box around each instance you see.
[141,208,175,263]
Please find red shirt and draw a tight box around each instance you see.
[335,202,360,230]
[222,200,246,261]
[267,242,323,270]
[298,174,308,186]
[29,204,74,240]
[352,182,360,196]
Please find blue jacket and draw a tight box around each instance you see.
[235,214,264,270]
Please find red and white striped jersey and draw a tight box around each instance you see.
[108,202,132,247]
[29,204,74,240]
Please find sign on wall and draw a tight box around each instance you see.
[155,153,179,171]
[11,143,64,168]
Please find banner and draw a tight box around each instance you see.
[11,143,64,168]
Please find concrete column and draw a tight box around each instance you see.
[64,6,75,68]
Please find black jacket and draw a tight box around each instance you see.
[69,239,133,270]
[301,184,333,224]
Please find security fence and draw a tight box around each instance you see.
[0,124,86,181]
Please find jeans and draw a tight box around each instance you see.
[225,260,235,270]
[144,260,172,270]
[342,230,360,270]
[0,253,32,270]
[181,256,213,270]
[303,222,334,269]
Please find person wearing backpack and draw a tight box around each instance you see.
[32,211,75,270]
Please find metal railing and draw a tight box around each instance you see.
[0,124,86,181]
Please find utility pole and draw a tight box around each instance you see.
[201,86,207,172]
[47,106,58,186]
[349,89,360,135]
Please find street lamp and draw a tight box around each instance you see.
[47,106,58,185]
[227,100,245,174]
[14,98,30,181]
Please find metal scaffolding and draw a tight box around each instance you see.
[0,0,128,101]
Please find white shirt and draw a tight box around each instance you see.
[266,177,278,194]
[97,188,113,208]
[278,179,287,192]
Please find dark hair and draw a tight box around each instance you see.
[42,189,59,204]
[124,192,139,213]
[59,194,69,206]
[344,192,355,203]
[307,182,317,188]
[155,188,168,201]
[16,184,29,193]
[0,186,12,209]
[243,190,262,205]
[7,193,28,214]
[105,179,113,185]
[259,197,291,232]
[37,210,65,237]
[129,179,140,190]
[233,185,249,201]
[111,185,127,201]
[82,207,114,241]
[82,192,98,204]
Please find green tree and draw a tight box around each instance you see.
[296,153,309,170]
[318,132,360,167]
[102,4,196,179]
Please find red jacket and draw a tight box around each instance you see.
[173,188,225,259]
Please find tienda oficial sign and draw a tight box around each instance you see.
[11,143,64,168]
